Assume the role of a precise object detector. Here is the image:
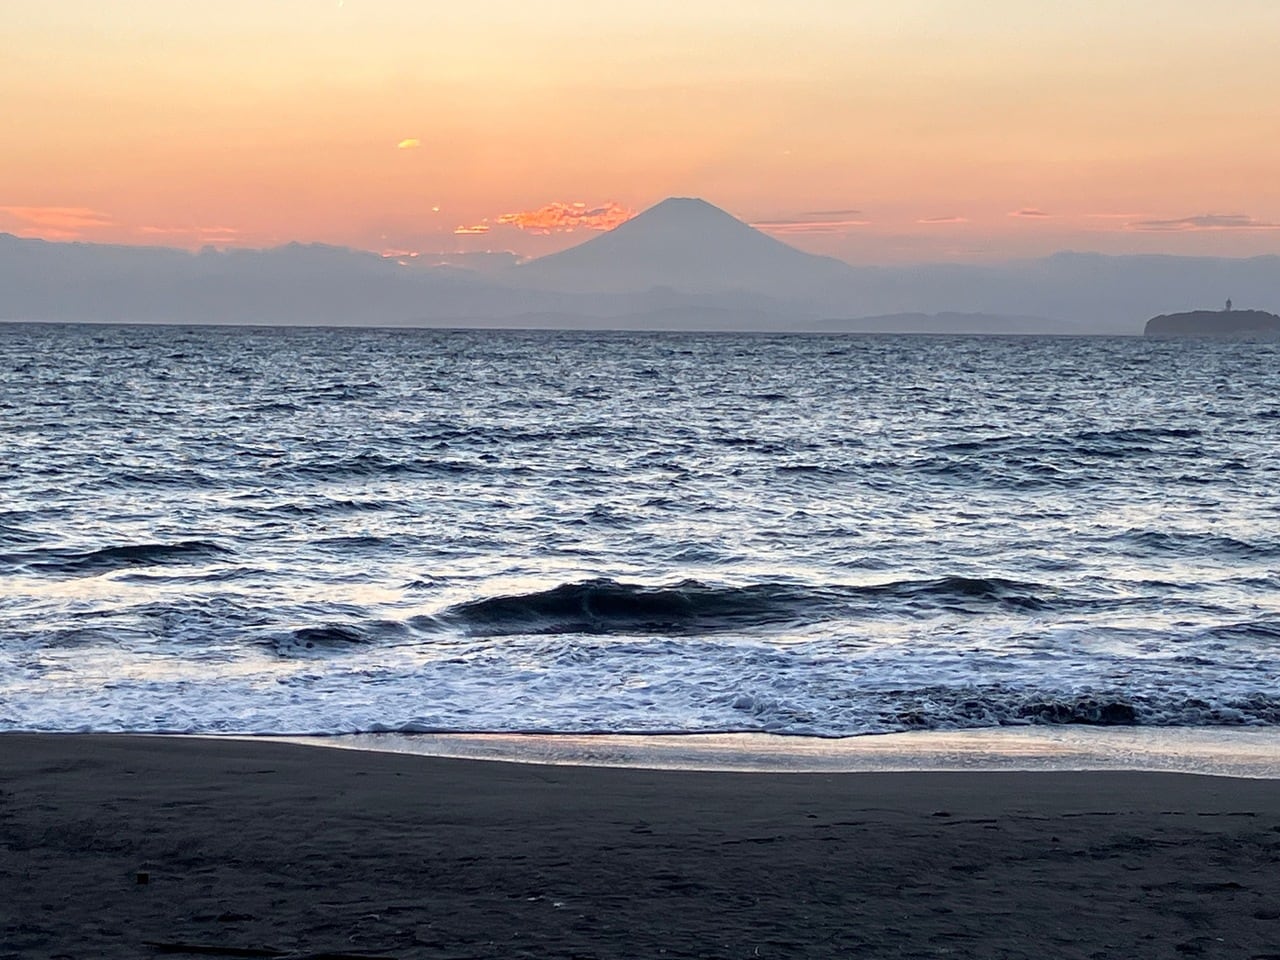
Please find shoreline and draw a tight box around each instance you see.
[4,734,1280,958]
[271,725,1280,777]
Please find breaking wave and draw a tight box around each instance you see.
[439,575,1054,637]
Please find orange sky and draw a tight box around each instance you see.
[3,0,1279,264]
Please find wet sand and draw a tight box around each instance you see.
[2,734,1279,959]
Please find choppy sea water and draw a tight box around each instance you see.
[2,323,1278,738]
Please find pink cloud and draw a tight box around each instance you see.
[753,214,870,235]
[1008,208,1050,218]
[0,205,114,239]
[138,225,241,238]
[1126,213,1280,232]
[496,200,633,235]
[917,216,968,225]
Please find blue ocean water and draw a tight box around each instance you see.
[1,323,1278,736]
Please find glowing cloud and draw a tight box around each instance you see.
[138,225,241,239]
[753,211,870,235]
[453,223,490,235]
[397,138,421,150]
[496,201,633,235]
[0,205,114,239]
[917,216,968,225]
[1127,213,1280,232]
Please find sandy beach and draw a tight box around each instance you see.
[3,735,1279,959]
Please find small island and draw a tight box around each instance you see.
[1145,300,1280,338]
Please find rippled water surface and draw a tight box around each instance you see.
[2,323,1278,736]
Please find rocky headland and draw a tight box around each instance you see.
[1145,308,1280,337]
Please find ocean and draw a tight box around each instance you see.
[2,322,1278,738]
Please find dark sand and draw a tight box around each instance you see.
[3,735,1279,959]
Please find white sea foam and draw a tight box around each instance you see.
[269,728,1280,778]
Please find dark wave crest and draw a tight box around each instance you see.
[924,425,1208,489]
[937,426,1201,459]
[268,619,411,656]
[879,575,1050,611]
[1208,619,1280,642]
[278,452,478,481]
[0,523,41,546]
[825,686,1280,732]
[289,624,369,647]
[13,540,232,575]
[442,579,817,636]
[440,575,1052,637]
[1115,529,1280,560]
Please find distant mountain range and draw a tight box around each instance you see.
[1,198,1277,334]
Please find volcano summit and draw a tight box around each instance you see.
[515,197,855,297]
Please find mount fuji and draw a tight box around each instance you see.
[516,197,855,300]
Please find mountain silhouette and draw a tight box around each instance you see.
[516,197,855,297]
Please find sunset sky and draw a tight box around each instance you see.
[4,0,1279,264]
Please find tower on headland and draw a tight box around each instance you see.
[1226,298,1233,312]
